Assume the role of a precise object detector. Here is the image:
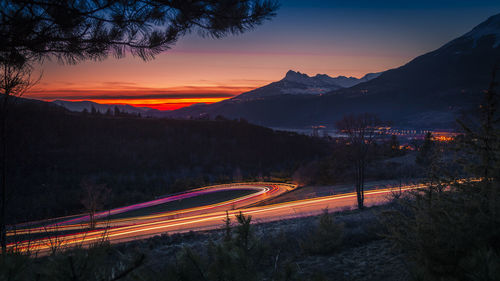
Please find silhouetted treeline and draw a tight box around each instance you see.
[6,101,328,223]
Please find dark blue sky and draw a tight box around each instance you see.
[170,0,500,70]
[284,0,498,9]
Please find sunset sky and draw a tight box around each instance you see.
[27,0,500,110]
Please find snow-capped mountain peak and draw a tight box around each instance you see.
[233,70,382,100]
[283,70,311,83]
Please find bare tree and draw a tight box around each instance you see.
[0,52,39,254]
[80,180,110,230]
[336,113,382,209]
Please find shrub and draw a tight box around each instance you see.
[381,181,500,281]
[301,209,344,255]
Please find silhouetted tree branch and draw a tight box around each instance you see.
[0,0,279,64]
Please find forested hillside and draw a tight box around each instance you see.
[6,101,328,223]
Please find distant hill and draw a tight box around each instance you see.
[52,100,168,117]
[167,13,500,129]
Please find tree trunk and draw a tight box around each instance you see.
[356,160,364,209]
[360,160,365,209]
[0,98,7,254]
[90,211,95,230]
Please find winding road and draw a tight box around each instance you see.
[7,182,423,254]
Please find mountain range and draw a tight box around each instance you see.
[235,70,381,100]
[165,13,500,129]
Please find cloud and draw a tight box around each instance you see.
[26,86,253,100]
[33,92,236,100]
[99,81,139,87]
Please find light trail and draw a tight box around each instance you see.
[7,182,426,254]
[7,183,294,239]
[52,183,281,226]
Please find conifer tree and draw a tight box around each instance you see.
[416,132,434,167]
[0,1,279,64]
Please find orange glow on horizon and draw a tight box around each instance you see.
[66,98,229,111]
[27,85,258,111]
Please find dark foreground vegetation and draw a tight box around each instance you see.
[0,208,388,281]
